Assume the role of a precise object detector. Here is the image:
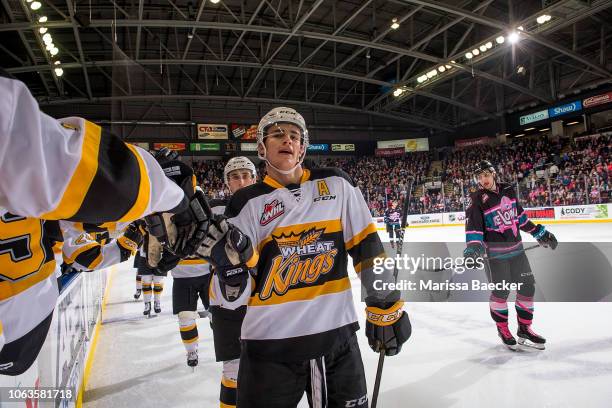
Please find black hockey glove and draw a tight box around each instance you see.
[463,243,485,262]
[195,216,256,301]
[155,248,181,273]
[195,216,255,279]
[365,301,412,356]
[144,189,213,259]
[116,221,145,261]
[532,224,558,250]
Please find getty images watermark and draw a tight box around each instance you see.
[371,254,525,292]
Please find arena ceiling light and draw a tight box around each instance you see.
[417,75,427,83]
[38,16,47,23]
[54,67,64,77]
[485,42,493,49]
[524,127,536,131]
[465,52,473,59]
[393,88,404,97]
[210,0,220,3]
[390,18,400,30]
[472,48,480,56]
[438,65,446,73]
[536,15,552,24]
[42,33,52,44]
[426,69,438,78]
[508,32,520,44]
[50,47,59,56]
[539,128,551,132]
[496,36,505,44]
[479,45,487,52]
[30,1,41,10]
[39,27,47,34]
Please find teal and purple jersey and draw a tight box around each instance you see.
[465,183,538,258]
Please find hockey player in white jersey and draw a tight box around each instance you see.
[0,76,211,375]
[192,108,412,407]
[60,221,144,273]
[208,157,257,407]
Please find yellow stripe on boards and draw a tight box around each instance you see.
[76,266,115,408]
[43,121,101,219]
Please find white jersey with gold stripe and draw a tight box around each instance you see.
[0,215,60,358]
[170,258,210,279]
[224,168,384,361]
[0,77,185,220]
[0,77,188,374]
[60,221,130,272]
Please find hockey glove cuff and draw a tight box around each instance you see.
[532,224,558,250]
[463,243,485,262]
[116,222,145,261]
[365,301,412,356]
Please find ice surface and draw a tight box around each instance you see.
[84,223,612,407]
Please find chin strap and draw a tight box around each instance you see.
[258,143,305,176]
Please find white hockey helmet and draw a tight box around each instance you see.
[224,156,257,188]
[256,107,309,174]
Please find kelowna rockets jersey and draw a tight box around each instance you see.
[465,183,538,258]
[384,208,401,226]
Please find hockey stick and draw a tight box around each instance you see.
[372,179,414,407]
[371,346,385,408]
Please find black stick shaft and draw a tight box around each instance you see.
[371,349,385,408]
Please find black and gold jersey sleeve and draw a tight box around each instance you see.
[0,77,185,222]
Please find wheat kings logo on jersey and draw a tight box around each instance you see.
[260,199,285,226]
[259,228,339,300]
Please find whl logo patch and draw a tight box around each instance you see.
[260,199,285,226]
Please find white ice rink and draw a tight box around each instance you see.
[83,223,612,408]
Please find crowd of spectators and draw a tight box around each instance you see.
[191,133,611,216]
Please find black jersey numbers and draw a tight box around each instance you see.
[0,214,45,282]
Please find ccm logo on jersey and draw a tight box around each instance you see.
[260,199,285,226]
[345,395,368,407]
[314,180,336,202]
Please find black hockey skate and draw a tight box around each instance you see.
[154,300,162,314]
[143,302,151,316]
[497,325,517,351]
[517,324,546,350]
[133,289,141,300]
[187,351,198,370]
